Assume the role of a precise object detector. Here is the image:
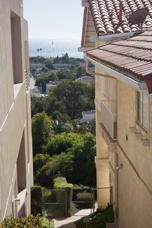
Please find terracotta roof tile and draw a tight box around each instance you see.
[87,28,152,93]
[88,0,152,35]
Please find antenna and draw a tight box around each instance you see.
[128,7,149,28]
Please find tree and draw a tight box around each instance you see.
[57,70,75,80]
[48,80,92,120]
[36,152,74,186]
[76,66,86,77]
[64,133,96,186]
[46,132,82,156]
[35,73,58,93]
[38,132,96,187]
[32,113,54,154]
[31,97,47,116]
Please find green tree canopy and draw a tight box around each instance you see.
[37,152,74,186]
[35,132,96,187]
[47,80,94,120]
[46,132,83,156]
[35,73,58,93]
[32,113,54,154]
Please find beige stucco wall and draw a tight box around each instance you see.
[0,0,33,220]
[95,62,152,227]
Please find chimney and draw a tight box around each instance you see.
[82,0,89,7]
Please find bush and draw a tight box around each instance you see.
[31,186,42,215]
[53,177,73,189]
[36,152,74,187]
[75,205,114,228]
[0,214,53,228]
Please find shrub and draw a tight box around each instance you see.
[0,214,53,228]
[53,177,73,189]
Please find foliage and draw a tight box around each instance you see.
[53,177,73,188]
[75,205,114,228]
[34,154,51,179]
[46,132,82,156]
[53,53,69,64]
[36,152,74,187]
[35,73,58,93]
[31,80,95,122]
[57,70,75,80]
[31,97,47,117]
[76,66,87,77]
[47,80,94,120]
[74,120,96,135]
[32,113,54,154]
[35,133,96,187]
[31,186,42,215]
[0,214,53,228]
[71,133,96,186]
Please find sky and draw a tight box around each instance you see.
[23,0,84,42]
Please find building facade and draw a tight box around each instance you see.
[0,0,33,220]
[81,0,152,227]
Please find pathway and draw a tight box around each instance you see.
[54,208,93,228]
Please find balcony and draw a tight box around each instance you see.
[17,189,26,217]
[101,100,117,140]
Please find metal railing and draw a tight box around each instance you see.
[101,100,117,140]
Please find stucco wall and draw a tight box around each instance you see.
[95,62,152,227]
[0,0,32,220]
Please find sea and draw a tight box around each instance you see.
[29,39,83,59]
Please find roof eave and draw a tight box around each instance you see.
[86,54,149,93]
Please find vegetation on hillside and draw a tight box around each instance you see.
[31,56,96,199]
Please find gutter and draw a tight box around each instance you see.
[98,31,137,42]
[85,55,148,92]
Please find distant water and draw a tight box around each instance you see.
[29,39,83,58]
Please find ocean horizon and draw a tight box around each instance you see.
[29,39,83,58]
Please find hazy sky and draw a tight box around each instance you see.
[23,0,83,42]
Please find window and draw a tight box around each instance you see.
[137,91,149,130]
[11,12,23,84]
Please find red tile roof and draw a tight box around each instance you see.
[87,28,152,93]
[88,0,152,35]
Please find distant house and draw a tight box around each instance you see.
[75,76,94,85]
[80,110,95,123]
[81,0,152,227]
